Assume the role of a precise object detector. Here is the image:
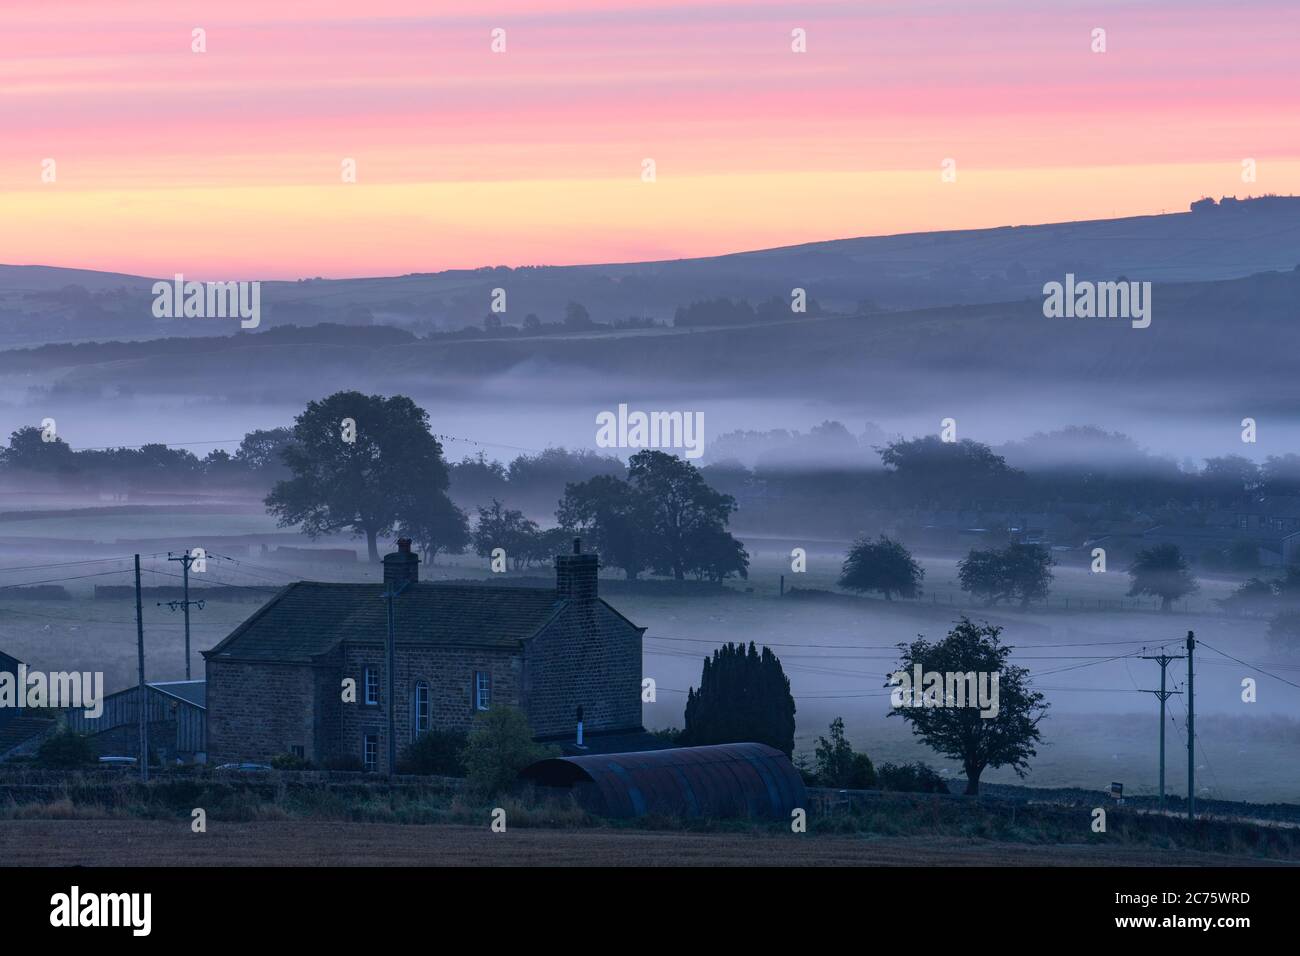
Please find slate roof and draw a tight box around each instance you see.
[204,582,570,664]
[149,680,206,708]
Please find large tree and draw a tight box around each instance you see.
[1262,454,1300,496]
[1201,455,1261,503]
[1126,543,1198,611]
[839,535,924,600]
[399,494,470,565]
[958,543,1054,608]
[265,392,450,562]
[889,618,1047,795]
[472,499,540,570]
[683,525,750,583]
[234,426,296,480]
[556,474,649,579]
[0,426,77,474]
[627,449,743,581]
[681,641,796,756]
[878,435,1022,504]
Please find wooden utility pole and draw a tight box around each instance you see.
[162,551,202,681]
[1186,630,1196,821]
[1139,649,1183,811]
[134,554,148,783]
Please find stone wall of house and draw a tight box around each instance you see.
[523,602,642,739]
[311,647,344,764]
[339,643,521,773]
[205,658,323,765]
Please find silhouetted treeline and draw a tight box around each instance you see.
[702,425,1300,541]
[0,425,295,491]
[7,418,1299,547]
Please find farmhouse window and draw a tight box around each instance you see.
[413,682,431,737]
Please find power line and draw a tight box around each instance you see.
[643,643,1154,662]
[200,556,298,586]
[432,433,548,455]
[1025,650,1144,679]
[1197,638,1300,691]
[143,566,274,591]
[0,567,133,591]
[62,439,245,452]
[642,633,1151,650]
[0,554,150,575]
[205,553,300,580]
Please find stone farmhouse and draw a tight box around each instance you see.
[204,539,645,771]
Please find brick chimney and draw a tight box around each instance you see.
[555,536,598,602]
[383,538,420,589]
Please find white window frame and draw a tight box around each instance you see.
[362,733,378,772]
[475,671,491,711]
[364,667,379,706]
[413,681,431,738]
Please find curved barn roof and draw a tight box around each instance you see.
[520,743,806,819]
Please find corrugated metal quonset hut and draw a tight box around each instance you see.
[519,742,806,819]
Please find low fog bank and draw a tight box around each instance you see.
[3,387,1299,473]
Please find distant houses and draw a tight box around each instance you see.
[1143,496,1300,568]
[203,538,647,772]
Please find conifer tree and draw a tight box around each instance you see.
[681,641,796,755]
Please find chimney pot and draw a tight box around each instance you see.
[384,539,420,588]
[556,543,598,601]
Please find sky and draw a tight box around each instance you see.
[2,0,1299,279]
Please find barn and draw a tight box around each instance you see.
[63,680,206,763]
[519,742,806,819]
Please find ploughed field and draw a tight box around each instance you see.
[0,820,1288,867]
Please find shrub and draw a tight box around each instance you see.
[849,753,877,789]
[813,717,876,788]
[34,726,95,768]
[462,706,555,796]
[398,729,468,776]
[270,752,314,770]
[877,761,950,794]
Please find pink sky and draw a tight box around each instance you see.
[2,0,1298,278]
